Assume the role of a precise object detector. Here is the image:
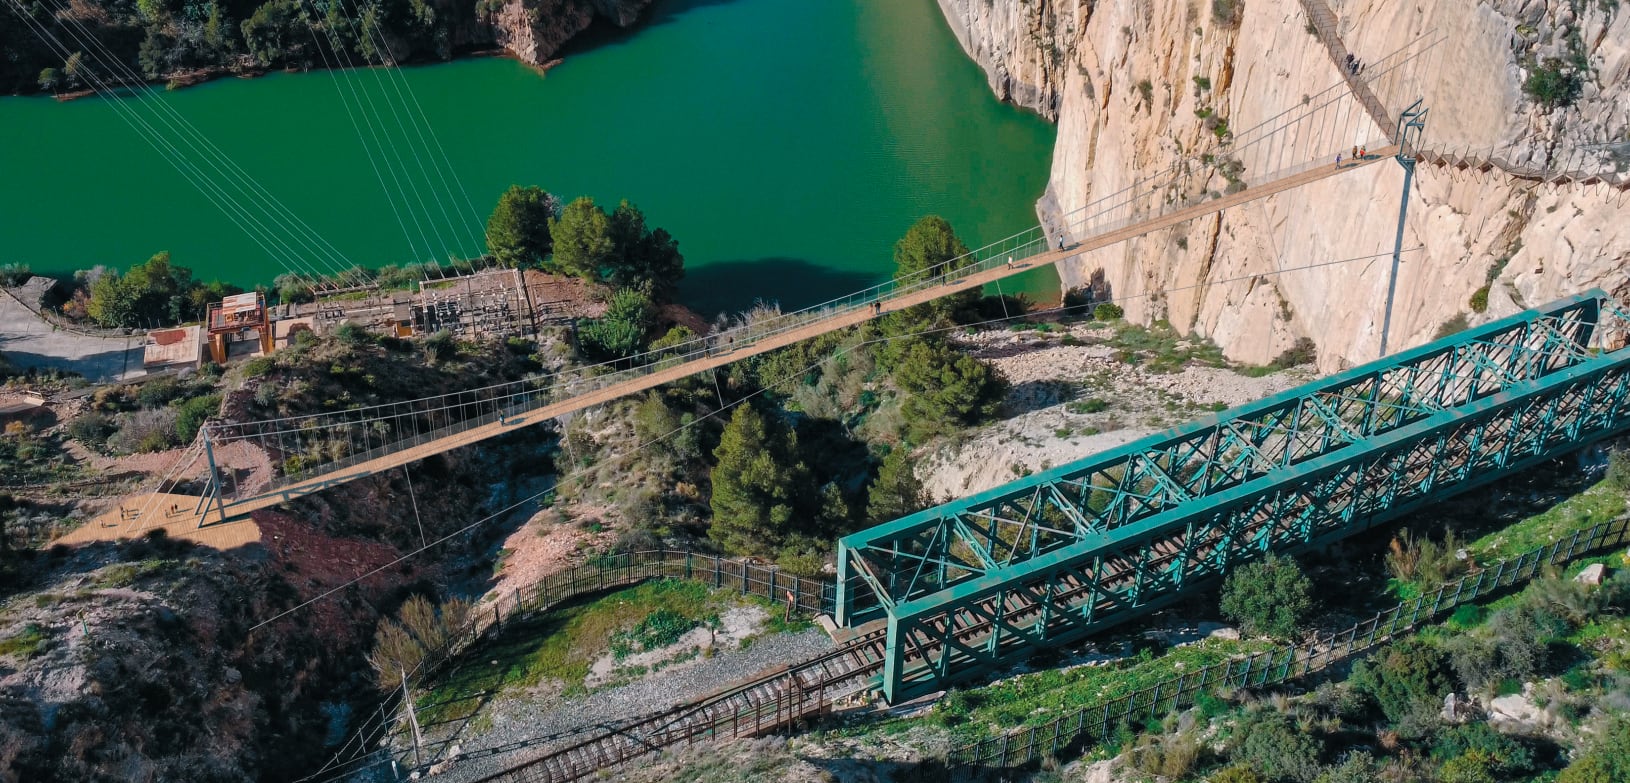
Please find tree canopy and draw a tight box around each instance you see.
[486,185,558,268]
[892,215,978,321]
[708,405,813,556]
[1219,552,1314,639]
[87,252,240,329]
[607,200,684,302]
[549,196,616,280]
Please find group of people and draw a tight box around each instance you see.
[1336,145,1369,166]
[1343,53,1366,75]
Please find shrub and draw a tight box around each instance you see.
[1212,0,1244,27]
[136,376,184,408]
[334,321,373,347]
[1232,710,1324,783]
[1314,751,1381,783]
[1468,285,1490,313]
[1605,448,1630,492]
[1556,718,1630,783]
[1211,766,1265,783]
[1432,723,1533,777]
[1220,553,1314,639]
[107,407,181,454]
[67,412,118,450]
[173,394,221,443]
[1523,58,1583,108]
[1094,302,1125,320]
[1350,638,1453,729]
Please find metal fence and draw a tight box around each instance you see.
[304,550,836,782]
[950,515,1630,769]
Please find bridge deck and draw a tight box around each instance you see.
[217,150,1393,519]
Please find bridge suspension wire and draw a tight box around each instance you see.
[241,243,1424,636]
[34,0,379,292]
[12,0,373,291]
[316,14,462,270]
[273,245,1427,781]
[6,2,324,285]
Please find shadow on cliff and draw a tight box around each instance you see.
[679,258,880,321]
[562,0,749,56]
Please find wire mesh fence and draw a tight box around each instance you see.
[304,550,835,781]
[949,515,1630,769]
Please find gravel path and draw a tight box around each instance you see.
[411,627,836,781]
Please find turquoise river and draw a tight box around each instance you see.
[0,0,1057,314]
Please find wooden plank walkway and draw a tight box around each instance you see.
[198,150,1390,521]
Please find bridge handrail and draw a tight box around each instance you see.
[951,514,1630,768]
[206,38,1435,476]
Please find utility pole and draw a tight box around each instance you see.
[1379,100,1428,358]
[401,669,424,770]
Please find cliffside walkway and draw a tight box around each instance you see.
[1414,146,1630,191]
[1299,0,1397,142]
[86,142,1401,543]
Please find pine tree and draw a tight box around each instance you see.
[485,185,557,268]
[549,197,615,280]
[708,406,812,556]
[866,446,927,524]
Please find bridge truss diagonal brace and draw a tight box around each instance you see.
[836,290,1617,626]
[872,342,1630,703]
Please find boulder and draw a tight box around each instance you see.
[1575,563,1607,586]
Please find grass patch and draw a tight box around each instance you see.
[92,559,172,589]
[925,639,1272,744]
[0,624,47,659]
[1107,321,1228,373]
[1468,479,1627,562]
[416,580,739,725]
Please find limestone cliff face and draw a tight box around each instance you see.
[490,0,653,65]
[938,0,1630,370]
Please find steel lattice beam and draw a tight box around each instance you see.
[835,291,1630,703]
[837,292,1612,625]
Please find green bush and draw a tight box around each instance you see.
[1468,285,1490,313]
[1524,58,1584,108]
[66,412,118,450]
[1556,718,1630,783]
[578,287,655,361]
[1350,638,1453,729]
[173,394,221,443]
[1094,302,1125,320]
[1231,710,1324,783]
[1220,553,1314,639]
[1431,723,1533,777]
[1314,751,1381,783]
[240,356,275,378]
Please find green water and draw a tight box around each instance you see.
[0,0,1056,314]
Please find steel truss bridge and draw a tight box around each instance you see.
[837,290,1630,703]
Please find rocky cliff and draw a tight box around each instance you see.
[937,0,1630,370]
[490,0,655,65]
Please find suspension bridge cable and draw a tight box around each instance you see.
[39,1,391,292]
[332,2,489,258]
[241,244,1425,634]
[22,1,367,288]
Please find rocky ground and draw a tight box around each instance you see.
[918,322,1312,500]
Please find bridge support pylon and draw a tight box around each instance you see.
[1381,100,1429,358]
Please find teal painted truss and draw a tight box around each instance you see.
[837,290,1630,703]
